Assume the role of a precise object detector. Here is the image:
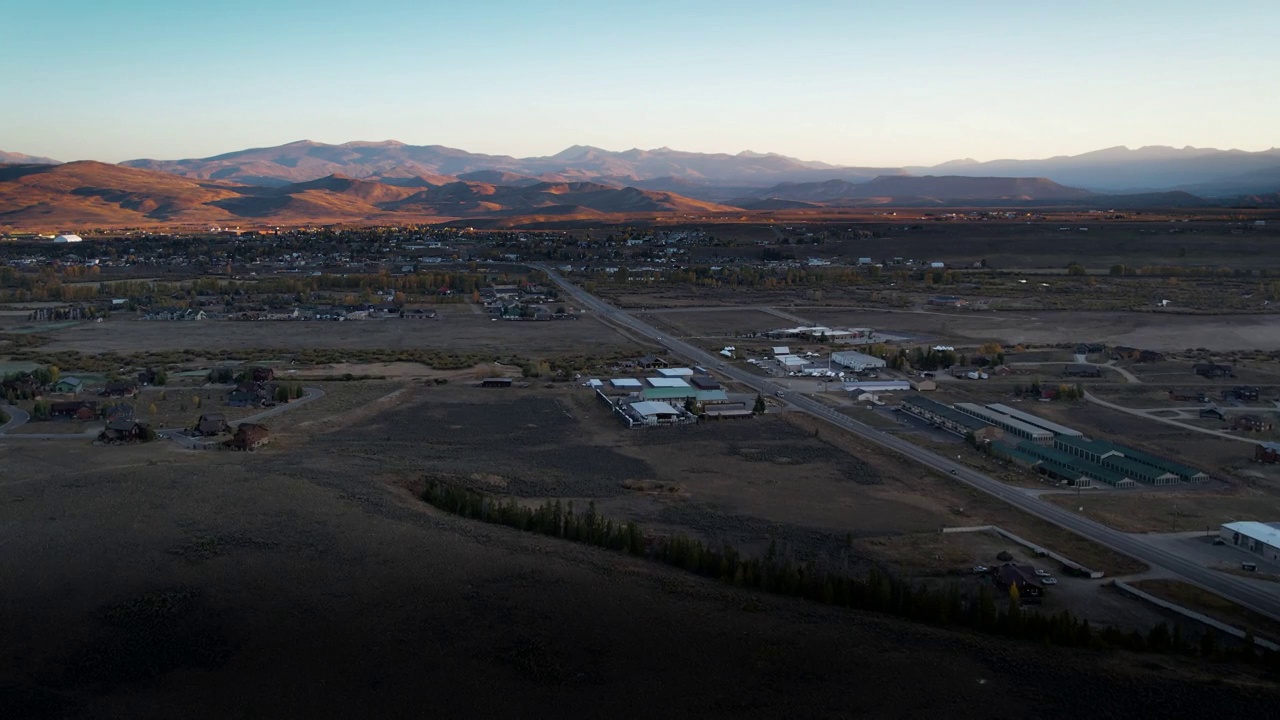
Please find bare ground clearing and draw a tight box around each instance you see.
[32,306,645,356]
[2,382,1277,715]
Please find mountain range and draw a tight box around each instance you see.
[3,141,1278,228]
[0,162,735,227]
[101,141,1280,197]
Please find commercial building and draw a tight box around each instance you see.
[830,350,887,372]
[954,403,1054,445]
[901,396,1002,440]
[656,367,695,378]
[1220,522,1280,563]
[646,377,691,389]
[843,380,910,394]
[984,403,1084,439]
[1053,436,1207,485]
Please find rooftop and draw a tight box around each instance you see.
[986,403,1083,438]
[646,377,691,388]
[630,401,681,417]
[1223,521,1280,549]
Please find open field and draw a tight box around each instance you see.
[21,305,646,356]
[1132,580,1280,645]
[8,382,1280,716]
[1044,491,1280,535]
[614,302,1280,352]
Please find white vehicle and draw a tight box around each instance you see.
[1034,569,1050,577]
[1041,577,1058,585]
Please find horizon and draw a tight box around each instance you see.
[6,1,1279,165]
[10,138,1280,168]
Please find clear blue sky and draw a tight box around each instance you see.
[3,0,1277,165]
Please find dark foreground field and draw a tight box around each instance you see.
[2,394,1278,718]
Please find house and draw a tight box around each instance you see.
[1168,390,1208,403]
[1257,442,1280,464]
[100,381,138,398]
[1193,363,1235,379]
[51,377,83,394]
[103,404,134,423]
[194,413,229,436]
[227,389,264,408]
[97,419,150,444]
[137,368,158,386]
[993,564,1045,604]
[634,355,669,369]
[250,366,275,384]
[1199,407,1226,421]
[49,400,97,420]
[1061,364,1101,378]
[1223,386,1260,402]
[1233,415,1273,432]
[480,377,513,388]
[226,423,270,450]
[1,372,42,398]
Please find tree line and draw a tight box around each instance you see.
[420,478,1277,667]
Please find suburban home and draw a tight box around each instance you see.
[993,564,1044,604]
[1,373,42,397]
[100,381,138,398]
[227,389,264,408]
[1233,415,1273,432]
[1223,386,1261,402]
[137,368,158,386]
[1258,442,1280,464]
[250,367,275,384]
[194,413,229,436]
[98,419,150,444]
[226,423,270,450]
[1061,364,1102,378]
[1199,407,1226,421]
[1193,362,1235,379]
[103,404,134,423]
[51,377,83,394]
[49,400,98,420]
[633,355,669,369]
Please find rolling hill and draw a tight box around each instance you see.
[120,140,904,188]
[0,162,735,228]
[737,176,1094,206]
[0,150,61,165]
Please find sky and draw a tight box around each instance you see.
[3,0,1278,166]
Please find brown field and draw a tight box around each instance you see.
[5,379,1276,717]
[24,305,648,356]
[1044,491,1280,535]
[1131,580,1280,644]
[10,381,1280,712]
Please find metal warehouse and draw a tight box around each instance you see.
[984,403,1083,438]
[953,404,1054,445]
[1220,521,1280,563]
[900,396,1000,439]
[830,351,887,372]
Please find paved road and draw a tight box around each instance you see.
[0,403,29,434]
[1084,391,1264,446]
[537,265,1280,622]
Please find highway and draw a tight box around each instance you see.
[536,265,1280,622]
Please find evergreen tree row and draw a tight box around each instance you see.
[420,478,1278,669]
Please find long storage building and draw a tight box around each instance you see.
[954,403,1054,445]
[985,403,1084,438]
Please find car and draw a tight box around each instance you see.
[1034,569,1050,577]
[950,469,958,475]
[972,565,988,574]
[1041,577,1058,585]
[775,391,785,398]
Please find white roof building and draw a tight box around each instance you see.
[53,234,83,243]
[610,378,643,389]
[777,355,809,367]
[830,350,888,371]
[772,346,791,356]
[630,401,681,417]
[646,377,691,388]
[656,367,694,377]
[1221,521,1280,562]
